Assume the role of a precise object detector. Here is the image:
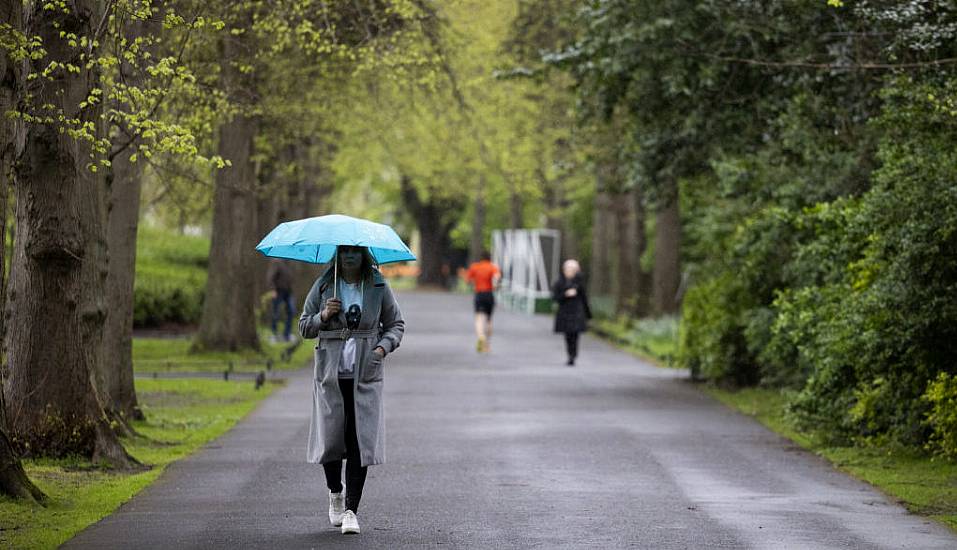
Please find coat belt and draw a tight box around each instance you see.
[318,328,379,340]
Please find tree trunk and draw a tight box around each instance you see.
[254,190,278,299]
[5,1,136,468]
[102,143,144,423]
[400,175,453,288]
[632,184,652,317]
[508,179,523,229]
[651,181,681,315]
[102,11,159,423]
[0,0,45,498]
[194,30,261,352]
[469,182,486,262]
[613,188,638,315]
[589,190,613,298]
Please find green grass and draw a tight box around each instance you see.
[133,328,314,374]
[591,315,680,367]
[0,378,281,550]
[705,386,957,531]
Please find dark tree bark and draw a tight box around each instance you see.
[102,10,160,424]
[508,179,524,229]
[589,189,613,298]
[0,0,45,500]
[613,188,638,315]
[5,1,136,467]
[194,28,261,352]
[651,179,681,315]
[400,175,456,288]
[254,187,278,300]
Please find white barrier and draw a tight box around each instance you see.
[491,228,561,314]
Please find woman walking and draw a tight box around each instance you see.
[299,245,405,534]
[552,259,591,366]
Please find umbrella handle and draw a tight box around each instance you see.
[333,247,337,298]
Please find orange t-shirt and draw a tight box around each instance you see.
[466,260,500,293]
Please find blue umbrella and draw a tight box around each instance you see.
[256,214,416,265]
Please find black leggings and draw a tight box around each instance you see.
[564,331,580,360]
[322,378,368,512]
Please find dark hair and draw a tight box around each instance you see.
[480,250,491,261]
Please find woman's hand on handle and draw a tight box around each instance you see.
[320,297,342,322]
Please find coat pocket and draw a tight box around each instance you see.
[313,347,327,380]
[362,352,384,383]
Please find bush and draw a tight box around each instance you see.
[924,373,957,461]
[134,227,209,328]
[777,76,957,446]
[678,273,758,385]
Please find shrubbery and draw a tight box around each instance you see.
[134,227,209,328]
[679,76,957,451]
[924,373,957,461]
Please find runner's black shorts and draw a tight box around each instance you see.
[474,291,495,317]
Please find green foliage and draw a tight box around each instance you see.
[924,373,957,462]
[678,273,757,385]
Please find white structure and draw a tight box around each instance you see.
[492,229,561,314]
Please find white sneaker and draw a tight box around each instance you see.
[328,491,345,526]
[340,510,360,534]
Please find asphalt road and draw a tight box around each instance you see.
[63,291,957,549]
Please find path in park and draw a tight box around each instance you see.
[64,292,957,549]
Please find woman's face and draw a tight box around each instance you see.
[339,246,365,270]
[562,260,580,279]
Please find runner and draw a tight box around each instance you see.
[465,250,500,353]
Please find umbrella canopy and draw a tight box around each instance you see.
[255,214,416,265]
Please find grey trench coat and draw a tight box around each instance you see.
[299,267,404,467]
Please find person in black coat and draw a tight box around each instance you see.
[552,259,592,366]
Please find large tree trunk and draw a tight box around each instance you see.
[651,180,681,315]
[400,176,454,288]
[5,1,136,468]
[194,30,261,352]
[102,10,159,423]
[0,0,45,499]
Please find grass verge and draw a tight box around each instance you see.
[0,378,281,550]
[705,386,957,531]
[134,328,313,374]
[590,315,680,367]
